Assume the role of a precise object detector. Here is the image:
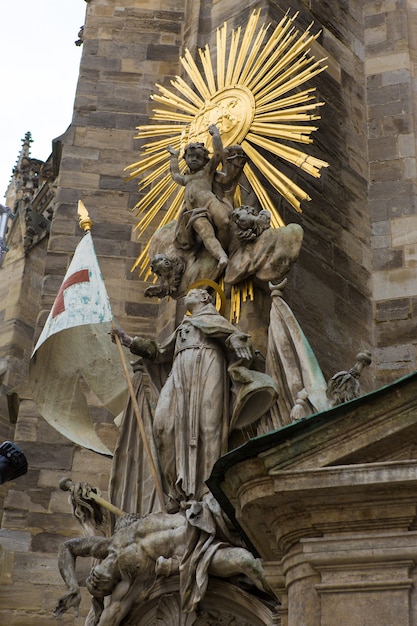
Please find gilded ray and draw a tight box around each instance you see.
[247,29,299,91]
[247,27,321,95]
[151,85,200,116]
[170,76,205,108]
[251,49,318,98]
[136,160,172,190]
[134,124,188,138]
[242,140,310,211]
[199,45,217,94]
[242,12,296,87]
[245,20,300,90]
[243,164,285,228]
[132,187,185,275]
[246,132,328,177]
[216,22,227,90]
[135,181,179,232]
[124,153,170,181]
[250,121,317,143]
[238,24,270,86]
[181,49,212,100]
[225,26,241,85]
[133,176,175,220]
[254,103,322,122]
[255,88,317,114]
[140,136,183,155]
[256,60,327,106]
[151,110,195,123]
[132,155,186,220]
[230,10,261,84]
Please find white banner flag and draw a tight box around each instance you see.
[30,231,128,455]
[33,231,114,353]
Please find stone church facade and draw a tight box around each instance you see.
[0,1,417,624]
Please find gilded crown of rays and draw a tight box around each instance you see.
[126,9,329,277]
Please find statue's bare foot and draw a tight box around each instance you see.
[217,255,228,272]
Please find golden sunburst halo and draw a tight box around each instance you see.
[126,9,329,277]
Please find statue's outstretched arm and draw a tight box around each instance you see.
[208,124,223,170]
[111,328,159,360]
[130,336,159,360]
[167,146,186,185]
[54,536,110,618]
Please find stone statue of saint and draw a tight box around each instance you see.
[111,288,277,511]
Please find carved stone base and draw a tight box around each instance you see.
[123,578,279,625]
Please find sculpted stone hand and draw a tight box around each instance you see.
[227,333,253,361]
[54,588,81,619]
[208,123,221,138]
[167,145,179,157]
[110,327,133,349]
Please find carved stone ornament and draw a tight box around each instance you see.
[117,579,278,625]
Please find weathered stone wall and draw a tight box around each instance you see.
[365,0,417,383]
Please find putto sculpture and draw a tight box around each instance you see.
[167,125,230,273]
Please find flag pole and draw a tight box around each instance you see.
[77,201,167,513]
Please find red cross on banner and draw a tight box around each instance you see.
[33,231,114,355]
[52,269,90,318]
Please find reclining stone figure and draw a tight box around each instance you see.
[54,505,272,626]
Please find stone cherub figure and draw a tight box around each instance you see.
[212,143,248,207]
[143,144,259,300]
[229,204,271,246]
[54,502,272,625]
[167,124,230,272]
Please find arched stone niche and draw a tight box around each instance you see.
[123,577,279,625]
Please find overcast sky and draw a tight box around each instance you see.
[1,1,87,200]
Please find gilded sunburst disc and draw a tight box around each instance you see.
[187,86,255,148]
